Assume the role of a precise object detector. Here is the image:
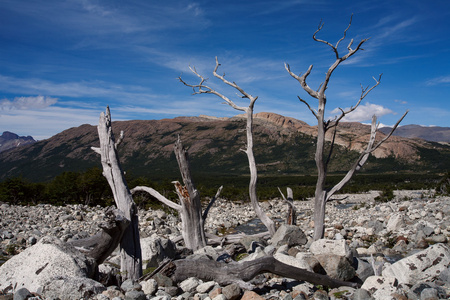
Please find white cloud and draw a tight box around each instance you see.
[394,99,408,104]
[0,96,58,110]
[329,102,394,122]
[426,75,450,86]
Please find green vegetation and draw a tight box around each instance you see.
[0,167,443,207]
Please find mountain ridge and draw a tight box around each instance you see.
[0,131,36,153]
[1,113,449,182]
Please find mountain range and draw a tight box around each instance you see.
[1,113,449,182]
[0,131,36,153]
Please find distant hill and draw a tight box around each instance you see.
[0,131,36,153]
[1,113,449,182]
[379,124,450,143]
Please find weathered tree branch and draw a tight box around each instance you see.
[131,186,182,211]
[202,185,223,222]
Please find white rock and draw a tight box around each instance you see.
[179,277,200,293]
[141,279,158,296]
[0,236,96,294]
[309,239,352,259]
[361,276,399,300]
[274,253,313,272]
[196,281,216,294]
[386,213,404,232]
[382,243,450,285]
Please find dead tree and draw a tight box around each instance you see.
[285,16,408,240]
[179,57,276,236]
[92,107,142,279]
[132,136,222,251]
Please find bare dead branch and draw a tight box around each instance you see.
[326,110,408,201]
[298,96,318,119]
[202,185,223,222]
[285,63,318,99]
[331,74,382,127]
[131,186,182,211]
[368,110,409,152]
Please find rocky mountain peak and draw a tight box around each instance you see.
[0,131,36,153]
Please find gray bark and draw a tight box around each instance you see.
[173,136,207,251]
[161,256,359,290]
[92,107,142,279]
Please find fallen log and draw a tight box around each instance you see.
[160,256,359,290]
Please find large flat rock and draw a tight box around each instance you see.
[0,236,97,293]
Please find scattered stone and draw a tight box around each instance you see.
[351,289,374,300]
[241,290,265,300]
[271,225,307,247]
[141,279,158,295]
[13,288,33,300]
[314,254,355,281]
[274,253,313,272]
[141,235,177,269]
[196,281,216,294]
[124,290,146,300]
[179,277,200,293]
[221,283,241,300]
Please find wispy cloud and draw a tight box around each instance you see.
[0,96,58,110]
[330,102,394,122]
[0,74,158,105]
[426,75,450,86]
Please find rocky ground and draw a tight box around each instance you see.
[0,189,449,299]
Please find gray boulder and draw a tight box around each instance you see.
[382,243,450,285]
[141,235,177,269]
[271,225,307,247]
[41,276,105,300]
[314,254,355,281]
[0,235,97,294]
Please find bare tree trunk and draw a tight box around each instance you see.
[132,136,223,251]
[92,107,142,280]
[161,256,359,290]
[173,136,206,251]
[285,16,408,240]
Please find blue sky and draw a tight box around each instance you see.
[1,0,449,140]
